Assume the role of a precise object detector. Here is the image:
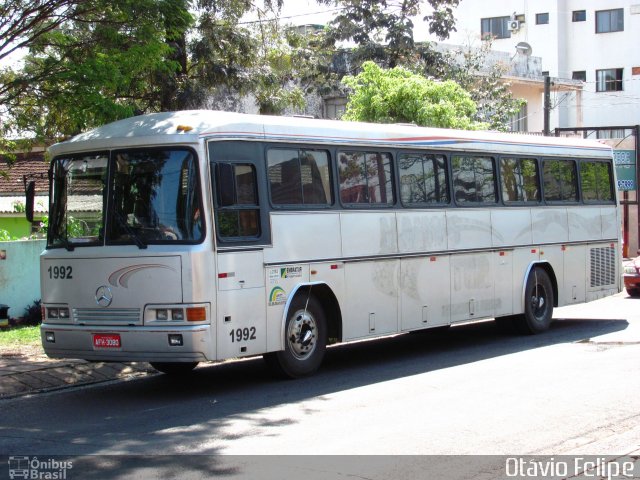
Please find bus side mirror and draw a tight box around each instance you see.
[25,181,35,223]
[216,163,236,207]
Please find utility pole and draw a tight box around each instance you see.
[543,75,551,136]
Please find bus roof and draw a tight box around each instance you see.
[49,110,612,158]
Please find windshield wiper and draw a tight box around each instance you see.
[113,211,147,249]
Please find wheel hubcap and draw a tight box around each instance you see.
[531,286,547,317]
[287,310,317,360]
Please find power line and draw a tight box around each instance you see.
[238,6,345,25]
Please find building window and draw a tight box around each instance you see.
[536,13,549,24]
[509,103,528,132]
[572,10,586,22]
[596,68,623,92]
[596,129,626,139]
[481,16,511,39]
[572,71,586,81]
[596,9,624,33]
[324,97,347,120]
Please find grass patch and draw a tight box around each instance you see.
[0,325,41,346]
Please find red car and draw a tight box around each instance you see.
[624,257,640,297]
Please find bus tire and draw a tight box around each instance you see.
[516,267,554,335]
[264,294,327,379]
[150,361,198,375]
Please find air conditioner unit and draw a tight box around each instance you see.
[509,20,521,31]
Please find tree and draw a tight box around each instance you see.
[432,41,525,131]
[1,0,195,142]
[318,0,460,71]
[341,61,486,130]
[0,0,296,145]
[244,6,339,115]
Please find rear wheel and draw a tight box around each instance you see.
[263,294,327,379]
[150,361,198,375]
[515,267,554,335]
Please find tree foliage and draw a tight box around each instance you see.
[1,0,195,141]
[0,0,525,155]
[432,42,525,131]
[319,0,459,70]
[342,61,486,130]
[319,0,520,131]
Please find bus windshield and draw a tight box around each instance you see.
[48,148,203,249]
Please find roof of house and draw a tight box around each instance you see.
[0,152,49,215]
[0,151,48,195]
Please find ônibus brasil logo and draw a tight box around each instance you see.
[8,456,73,480]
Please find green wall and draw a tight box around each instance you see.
[0,216,42,239]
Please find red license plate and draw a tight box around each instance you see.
[93,333,121,349]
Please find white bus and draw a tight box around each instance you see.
[29,110,621,378]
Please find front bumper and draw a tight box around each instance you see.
[40,323,213,362]
[623,274,640,291]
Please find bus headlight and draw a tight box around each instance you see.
[46,307,70,320]
[146,304,209,324]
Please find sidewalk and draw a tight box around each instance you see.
[0,348,156,399]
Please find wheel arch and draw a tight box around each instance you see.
[285,282,343,345]
[521,261,558,309]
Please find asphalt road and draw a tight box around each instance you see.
[1,292,639,479]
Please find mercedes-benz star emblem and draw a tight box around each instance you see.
[95,285,113,307]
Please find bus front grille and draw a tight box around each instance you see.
[73,308,142,326]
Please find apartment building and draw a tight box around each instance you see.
[437,0,640,132]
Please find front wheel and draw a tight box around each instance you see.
[516,267,554,335]
[263,294,327,379]
[626,288,640,298]
[150,361,198,375]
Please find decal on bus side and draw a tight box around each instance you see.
[269,286,287,306]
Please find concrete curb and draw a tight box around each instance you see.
[0,360,156,399]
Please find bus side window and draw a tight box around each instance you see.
[338,151,394,205]
[543,159,578,202]
[500,157,540,203]
[580,160,614,202]
[452,155,498,204]
[267,148,331,206]
[215,163,260,238]
[398,153,449,205]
